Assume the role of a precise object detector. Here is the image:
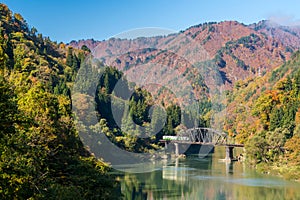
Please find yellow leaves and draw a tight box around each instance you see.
[227,129,234,137]
[64,66,72,74]
[235,121,258,144]
[72,93,96,122]
[295,109,300,124]
[24,57,31,63]
[275,79,286,90]
[57,95,71,114]
[39,57,48,66]
[252,90,278,115]
[260,113,268,125]
[235,133,249,144]
[0,43,9,69]
[115,136,124,143]
[17,84,60,127]
[11,32,24,39]
[13,13,24,22]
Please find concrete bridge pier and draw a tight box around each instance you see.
[174,143,179,157]
[225,146,234,161]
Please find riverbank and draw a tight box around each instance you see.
[256,163,300,181]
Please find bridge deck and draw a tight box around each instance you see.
[160,140,244,147]
[161,127,245,148]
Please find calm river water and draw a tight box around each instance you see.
[116,146,300,200]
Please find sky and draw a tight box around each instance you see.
[2,0,300,43]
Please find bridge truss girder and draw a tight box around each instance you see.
[181,128,227,145]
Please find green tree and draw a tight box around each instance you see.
[269,107,284,131]
[66,47,74,67]
[81,45,91,52]
[266,128,288,162]
[245,133,269,164]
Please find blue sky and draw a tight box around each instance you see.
[2,0,300,42]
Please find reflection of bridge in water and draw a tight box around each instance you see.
[161,128,244,161]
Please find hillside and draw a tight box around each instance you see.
[223,50,300,179]
[0,4,120,199]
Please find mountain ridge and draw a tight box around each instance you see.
[69,20,300,89]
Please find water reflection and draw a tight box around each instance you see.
[162,158,194,182]
[118,147,300,200]
[225,161,233,174]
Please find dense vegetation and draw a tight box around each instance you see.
[224,51,300,179]
[88,66,211,153]
[0,4,120,199]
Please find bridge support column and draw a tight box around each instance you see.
[225,146,234,161]
[164,141,168,150]
[174,143,179,157]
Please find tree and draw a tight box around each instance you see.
[30,27,37,36]
[0,77,49,199]
[81,45,91,53]
[269,107,284,131]
[162,104,181,136]
[245,133,269,164]
[266,128,288,162]
[285,135,300,165]
[282,103,297,135]
[252,91,279,129]
[0,75,17,137]
[121,102,135,135]
[150,106,166,141]
[66,47,74,67]
[104,73,110,93]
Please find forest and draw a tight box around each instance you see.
[224,51,300,179]
[0,4,120,199]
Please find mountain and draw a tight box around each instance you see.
[224,51,300,142]
[249,20,300,49]
[69,20,300,89]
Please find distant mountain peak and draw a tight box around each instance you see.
[69,20,300,89]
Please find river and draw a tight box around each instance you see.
[115,146,300,200]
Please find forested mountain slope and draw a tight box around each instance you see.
[224,50,300,179]
[0,4,120,199]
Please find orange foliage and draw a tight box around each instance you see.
[285,136,300,165]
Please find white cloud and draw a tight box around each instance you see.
[267,13,300,26]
